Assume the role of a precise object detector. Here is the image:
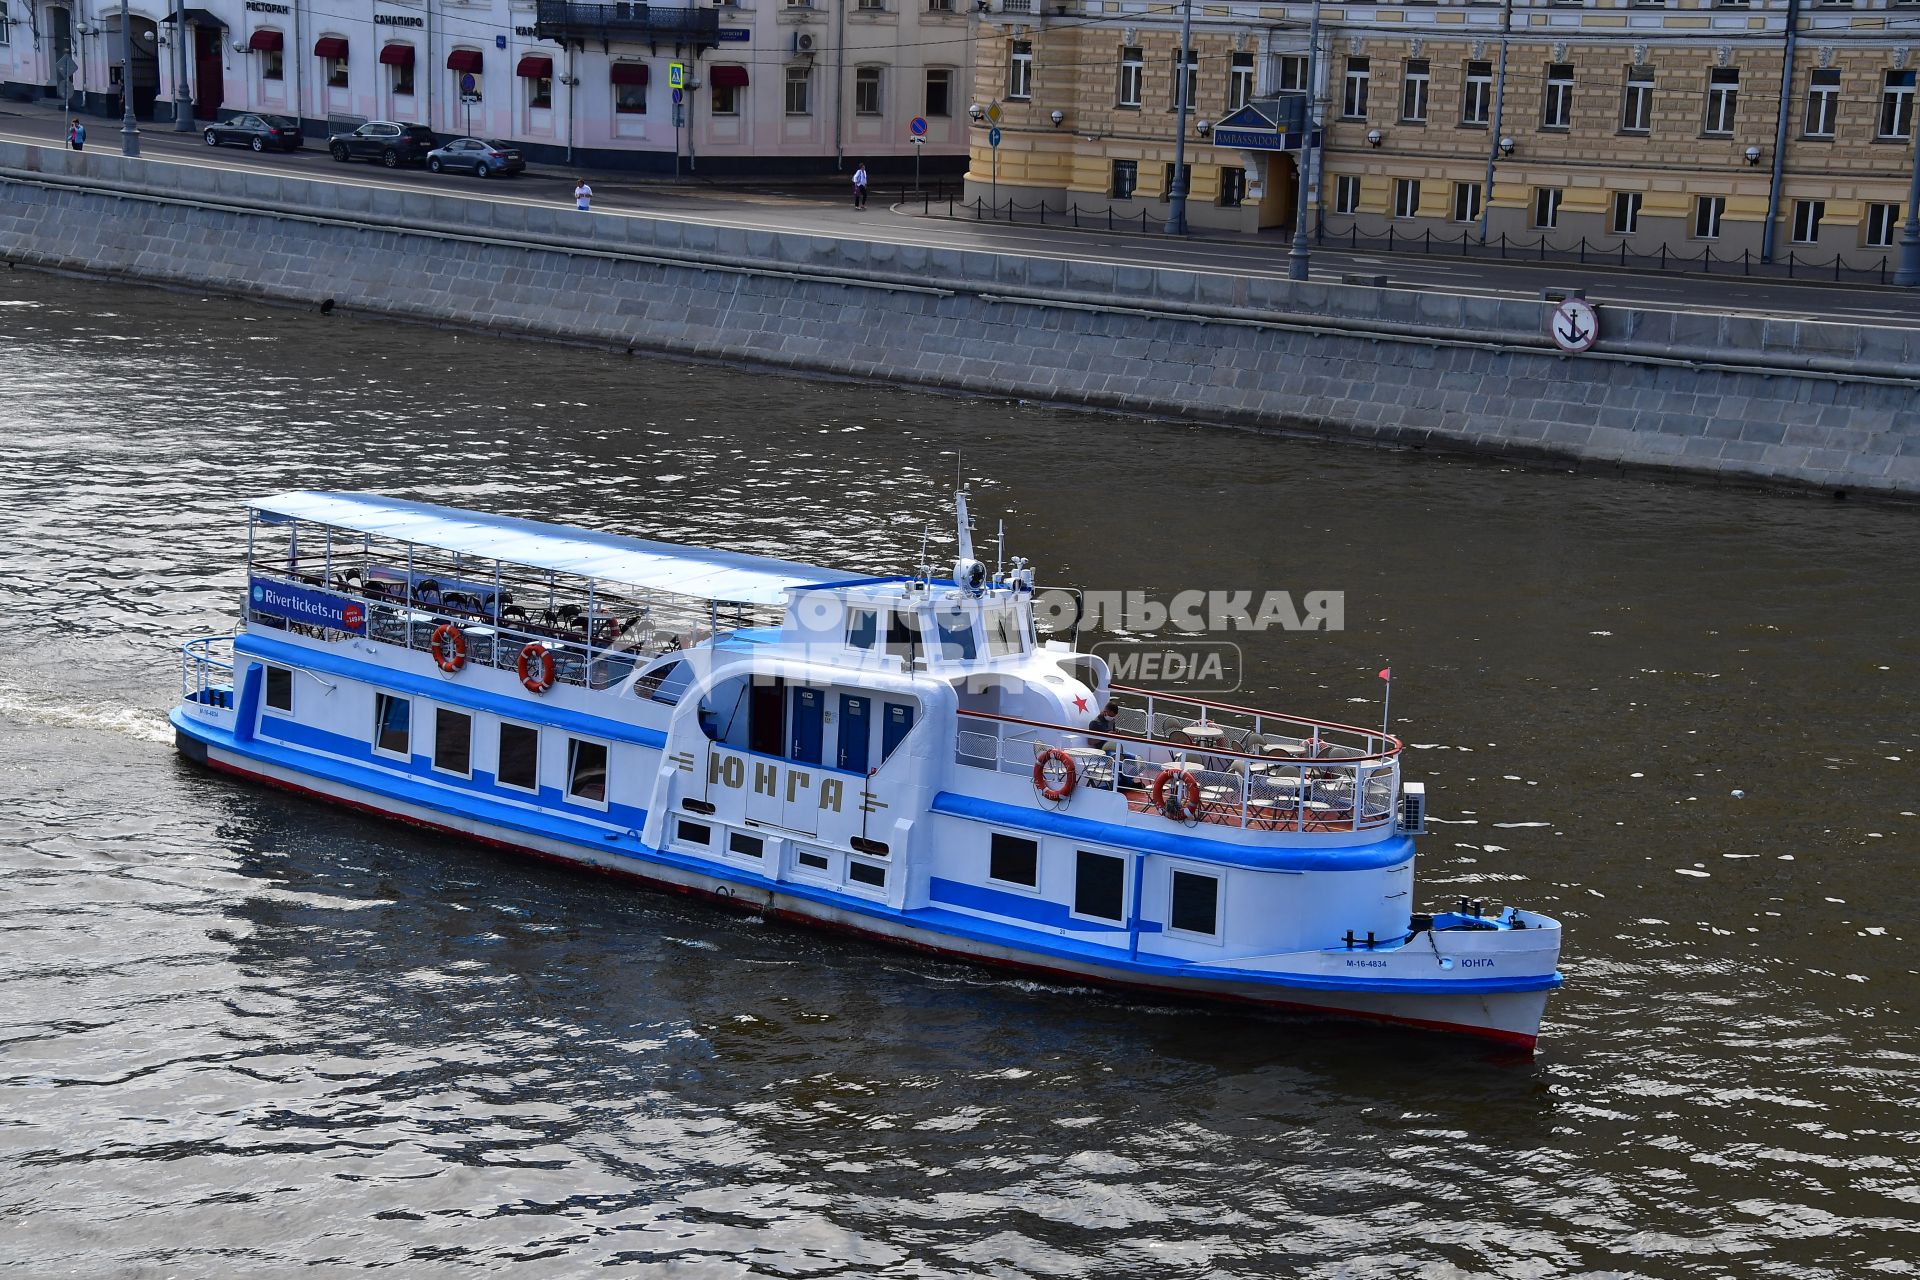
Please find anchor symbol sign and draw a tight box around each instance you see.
[1550,298,1599,353]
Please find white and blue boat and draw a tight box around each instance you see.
[173,491,1564,1048]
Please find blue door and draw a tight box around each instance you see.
[838,694,871,774]
[790,687,824,765]
[881,702,915,762]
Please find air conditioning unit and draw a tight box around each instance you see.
[1397,781,1427,835]
[794,32,815,54]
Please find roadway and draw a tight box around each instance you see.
[9,102,1920,329]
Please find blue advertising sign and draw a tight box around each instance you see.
[716,27,750,41]
[249,577,366,634]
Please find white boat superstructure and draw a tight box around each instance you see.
[173,490,1564,1048]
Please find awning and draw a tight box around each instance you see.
[164,7,226,25]
[709,64,748,89]
[609,63,648,87]
[247,29,283,52]
[515,55,552,78]
[379,43,415,67]
[446,49,484,73]
[313,36,348,59]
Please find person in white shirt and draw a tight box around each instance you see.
[851,164,869,210]
[574,181,592,212]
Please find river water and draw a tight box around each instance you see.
[0,273,1915,1278]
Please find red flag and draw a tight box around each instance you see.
[1378,667,1391,680]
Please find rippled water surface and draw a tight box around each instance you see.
[1,275,1915,1278]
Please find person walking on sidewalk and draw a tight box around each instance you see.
[68,118,86,152]
[851,163,869,211]
[574,180,592,212]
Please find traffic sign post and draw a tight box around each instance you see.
[987,125,1001,213]
[460,73,478,137]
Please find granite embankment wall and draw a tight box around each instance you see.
[2,141,1917,495]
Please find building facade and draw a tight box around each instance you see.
[0,0,975,173]
[964,0,1919,262]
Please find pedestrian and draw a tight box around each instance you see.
[574,180,592,212]
[852,162,868,210]
[68,117,86,152]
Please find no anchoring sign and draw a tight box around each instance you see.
[1549,297,1599,353]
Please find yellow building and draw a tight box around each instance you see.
[964,0,1919,263]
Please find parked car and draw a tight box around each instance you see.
[203,113,303,152]
[327,121,438,168]
[425,137,526,179]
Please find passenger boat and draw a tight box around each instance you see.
[172,491,1564,1049]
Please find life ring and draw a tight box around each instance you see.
[518,642,557,694]
[429,622,467,673]
[1150,768,1201,820]
[1032,747,1078,801]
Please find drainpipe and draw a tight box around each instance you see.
[425,0,433,131]
[1761,0,1800,263]
[565,39,575,165]
[289,0,303,134]
[1475,0,1511,245]
[834,0,845,169]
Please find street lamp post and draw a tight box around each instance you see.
[1163,0,1196,235]
[172,12,194,132]
[1287,0,1322,280]
[118,0,141,155]
[1897,136,1920,286]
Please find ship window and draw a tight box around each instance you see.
[1074,850,1125,922]
[884,610,922,662]
[989,833,1039,888]
[729,831,764,858]
[497,722,539,792]
[934,605,978,661]
[433,707,473,777]
[985,607,1024,657]
[845,607,877,650]
[798,850,831,871]
[635,659,691,704]
[1169,869,1220,937]
[264,665,293,712]
[566,737,609,805]
[373,693,410,758]
[677,819,711,845]
[848,860,886,888]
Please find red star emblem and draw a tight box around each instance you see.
[1072,695,1089,712]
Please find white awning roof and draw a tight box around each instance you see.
[252,491,846,606]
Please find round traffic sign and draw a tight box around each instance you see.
[909,115,928,137]
[460,72,476,94]
[671,87,683,105]
[987,126,1002,148]
[1549,298,1599,353]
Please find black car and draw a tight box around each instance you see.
[203,113,303,152]
[426,137,526,179]
[327,121,438,168]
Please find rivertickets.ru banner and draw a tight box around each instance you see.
[249,576,366,634]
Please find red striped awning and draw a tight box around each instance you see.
[609,63,647,86]
[446,49,483,73]
[515,55,552,78]
[378,43,414,67]
[248,29,283,52]
[313,36,347,58]
[709,64,748,89]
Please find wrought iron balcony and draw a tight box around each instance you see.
[534,0,719,46]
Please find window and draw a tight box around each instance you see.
[797,850,831,871]
[1401,58,1430,123]
[1866,202,1901,248]
[1073,850,1125,921]
[676,819,711,845]
[884,610,921,662]
[264,49,284,81]
[933,605,977,661]
[613,64,647,115]
[1172,47,1198,109]
[855,66,882,116]
[1792,199,1825,244]
[433,708,472,776]
[1694,194,1726,240]
[1705,67,1739,135]
[1462,60,1491,125]
[848,861,887,888]
[1118,46,1143,108]
[634,660,691,704]
[1169,869,1219,936]
[1335,173,1360,214]
[984,606,1023,657]
[374,693,410,757]
[729,831,764,858]
[1111,159,1137,198]
[497,723,538,792]
[925,67,951,117]
[265,665,292,713]
[1880,69,1916,140]
[1804,68,1838,137]
[1276,54,1308,94]
[990,833,1039,887]
[0,4,10,48]
[325,56,349,90]
[1452,181,1482,223]
[1612,190,1642,235]
[1622,65,1653,133]
[1343,57,1370,119]
[858,0,883,8]
[1219,166,1246,208]
[786,64,811,115]
[1229,52,1254,111]
[1543,63,1574,129]
[392,59,415,97]
[566,737,608,805]
[527,75,552,110]
[1532,187,1562,229]
[1393,177,1420,219]
[1163,162,1192,197]
[1008,39,1032,100]
[845,607,877,650]
[709,66,747,114]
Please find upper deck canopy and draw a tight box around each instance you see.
[252,491,847,606]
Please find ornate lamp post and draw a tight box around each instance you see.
[1163,0,1195,235]
[118,0,141,155]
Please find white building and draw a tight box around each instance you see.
[0,0,974,173]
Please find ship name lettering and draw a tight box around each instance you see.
[753,760,776,796]
[708,753,843,812]
[1459,958,1495,969]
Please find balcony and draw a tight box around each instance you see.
[534,0,720,47]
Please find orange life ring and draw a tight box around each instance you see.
[1033,747,1078,801]
[1150,768,1201,820]
[517,642,556,694]
[430,622,467,673]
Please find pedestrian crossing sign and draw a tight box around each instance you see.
[669,63,685,90]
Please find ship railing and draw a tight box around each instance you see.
[180,635,236,710]
[954,709,1399,834]
[1110,682,1395,763]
